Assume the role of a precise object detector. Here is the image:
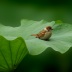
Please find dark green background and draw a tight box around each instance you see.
[0,0,72,27]
[0,0,72,72]
[15,48,72,72]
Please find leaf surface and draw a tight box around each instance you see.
[0,36,28,72]
[0,19,72,55]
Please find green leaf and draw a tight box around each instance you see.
[0,36,28,72]
[0,19,72,55]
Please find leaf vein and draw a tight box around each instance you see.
[0,48,10,70]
